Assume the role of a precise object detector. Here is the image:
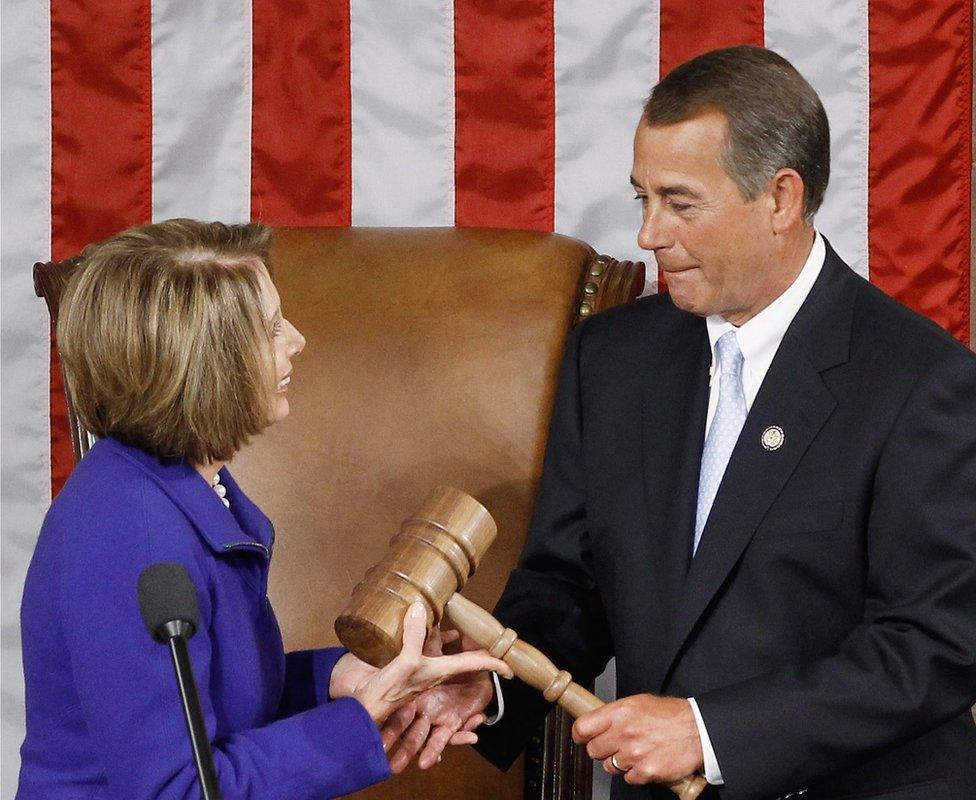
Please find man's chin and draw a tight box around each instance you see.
[665,281,708,317]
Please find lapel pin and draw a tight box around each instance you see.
[761,425,785,451]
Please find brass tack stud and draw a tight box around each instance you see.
[589,262,605,277]
[583,281,599,295]
[579,302,593,316]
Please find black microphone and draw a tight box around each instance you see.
[138,562,223,800]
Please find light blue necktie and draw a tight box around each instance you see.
[694,330,747,555]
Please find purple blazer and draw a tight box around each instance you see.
[17,437,390,799]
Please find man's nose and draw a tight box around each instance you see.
[637,205,672,251]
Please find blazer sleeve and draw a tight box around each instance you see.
[276,647,348,717]
[476,325,614,769]
[57,486,390,800]
[694,350,976,800]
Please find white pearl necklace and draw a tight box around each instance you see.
[212,473,230,508]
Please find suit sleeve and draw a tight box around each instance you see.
[58,488,389,800]
[476,325,614,769]
[695,351,976,799]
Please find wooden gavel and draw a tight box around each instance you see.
[336,486,707,800]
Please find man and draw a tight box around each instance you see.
[395,46,976,799]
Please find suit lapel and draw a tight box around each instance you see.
[657,242,856,685]
[638,318,710,685]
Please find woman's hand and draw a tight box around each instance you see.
[346,602,512,727]
[329,652,379,701]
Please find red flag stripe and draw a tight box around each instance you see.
[867,0,972,345]
[50,0,153,494]
[659,0,765,78]
[250,0,352,226]
[656,0,764,289]
[454,0,555,230]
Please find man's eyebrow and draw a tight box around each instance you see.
[657,184,702,200]
[630,175,702,200]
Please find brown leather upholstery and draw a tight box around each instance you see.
[34,226,644,800]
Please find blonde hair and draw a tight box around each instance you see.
[58,219,277,464]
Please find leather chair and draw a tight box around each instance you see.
[34,226,644,800]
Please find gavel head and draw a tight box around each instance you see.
[335,485,497,667]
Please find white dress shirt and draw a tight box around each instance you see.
[489,232,827,786]
[690,231,825,784]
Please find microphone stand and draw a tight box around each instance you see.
[161,620,223,800]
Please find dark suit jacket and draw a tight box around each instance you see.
[477,242,976,800]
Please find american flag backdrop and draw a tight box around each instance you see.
[1,0,971,791]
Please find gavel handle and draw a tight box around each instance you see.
[444,593,707,800]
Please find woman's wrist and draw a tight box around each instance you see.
[328,652,359,700]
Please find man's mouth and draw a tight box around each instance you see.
[659,262,698,274]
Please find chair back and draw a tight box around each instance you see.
[34,225,644,800]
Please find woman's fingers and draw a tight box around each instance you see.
[399,602,428,660]
[448,730,478,746]
[361,604,513,728]
[426,650,513,681]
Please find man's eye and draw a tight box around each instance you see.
[633,194,648,203]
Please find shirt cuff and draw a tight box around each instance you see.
[483,672,505,726]
[688,697,724,785]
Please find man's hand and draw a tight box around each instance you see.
[388,670,495,772]
[572,694,704,785]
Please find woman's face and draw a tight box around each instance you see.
[254,262,305,424]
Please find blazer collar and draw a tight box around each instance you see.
[100,437,274,558]
[654,238,856,688]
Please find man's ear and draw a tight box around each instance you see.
[767,168,806,235]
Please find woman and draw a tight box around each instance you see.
[17,219,510,799]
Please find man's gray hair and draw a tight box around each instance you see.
[643,45,830,222]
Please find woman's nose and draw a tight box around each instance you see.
[288,322,305,357]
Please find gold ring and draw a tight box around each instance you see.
[610,754,629,773]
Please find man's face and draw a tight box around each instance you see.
[631,110,780,325]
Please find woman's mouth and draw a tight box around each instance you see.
[276,375,291,392]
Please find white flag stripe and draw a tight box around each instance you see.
[151,0,252,223]
[568,7,663,786]
[554,0,659,278]
[0,0,52,794]
[764,0,870,277]
[350,0,454,226]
